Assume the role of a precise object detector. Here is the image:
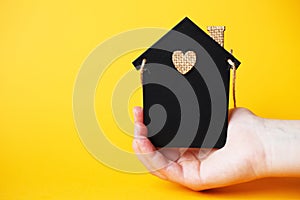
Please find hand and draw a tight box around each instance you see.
[133,107,300,191]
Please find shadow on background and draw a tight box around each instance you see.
[162,178,300,199]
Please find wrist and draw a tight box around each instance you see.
[260,118,300,177]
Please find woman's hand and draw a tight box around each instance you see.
[132,107,300,190]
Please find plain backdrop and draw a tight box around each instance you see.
[0,0,300,199]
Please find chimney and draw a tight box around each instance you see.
[207,26,225,47]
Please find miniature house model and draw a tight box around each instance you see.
[133,17,240,148]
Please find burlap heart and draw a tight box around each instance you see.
[172,51,196,74]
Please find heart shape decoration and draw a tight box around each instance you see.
[172,50,196,74]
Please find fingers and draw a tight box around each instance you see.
[134,122,147,138]
[133,106,143,123]
[196,148,216,160]
[133,123,169,170]
[133,123,185,182]
[132,107,185,186]
[133,122,168,179]
[158,148,181,162]
[132,139,167,179]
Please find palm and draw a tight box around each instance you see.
[133,107,267,190]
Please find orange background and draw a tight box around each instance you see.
[1,0,300,199]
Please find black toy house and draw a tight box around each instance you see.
[133,17,240,148]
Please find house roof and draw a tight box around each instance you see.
[132,17,240,71]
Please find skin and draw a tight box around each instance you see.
[132,107,300,191]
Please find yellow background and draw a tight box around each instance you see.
[1,0,300,199]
